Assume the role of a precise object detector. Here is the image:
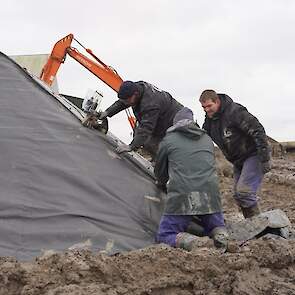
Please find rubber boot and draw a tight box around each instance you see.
[210,227,229,249]
[241,204,261,219]
[175,232,212,251]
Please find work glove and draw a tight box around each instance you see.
[155,181,167,194]
[97,111,108,120]
[82,114,97,128]
[115,143,132,154]
[261,161,271,174]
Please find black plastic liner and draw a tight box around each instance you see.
[0,52,163,260]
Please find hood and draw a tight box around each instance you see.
[218,94,233,113]
[137,81,145,100]
[167,119,206,139]
[208,94,233,120]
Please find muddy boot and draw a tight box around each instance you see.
[210,227,229,249]
[175,232,212,251]
[241,204,261,219]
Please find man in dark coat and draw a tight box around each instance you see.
[97,80,183,158]
[199,89,271,218]
[154,107,228,251]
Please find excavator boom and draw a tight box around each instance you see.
[40,34,74,86]
[40,34,123,92]
[66,47,122,92]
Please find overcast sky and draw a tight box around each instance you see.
[1,1,295,143]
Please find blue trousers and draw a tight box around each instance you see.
[157,213,225,247]
[233,155,264,208]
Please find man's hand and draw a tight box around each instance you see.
[261,161,271,174]
[97,111,108,120]
[82,115,97,128]
[82,110,108,128]
[115,144,132,154]
[155,180,167,193]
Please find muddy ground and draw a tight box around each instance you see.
[1,153,295,295]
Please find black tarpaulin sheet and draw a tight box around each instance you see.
[0,52,163,260]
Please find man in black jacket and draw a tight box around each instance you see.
[98,80,183,158]
[199,90,271,218]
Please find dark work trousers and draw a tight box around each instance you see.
[233,155,264,208]
[156,213,225,247]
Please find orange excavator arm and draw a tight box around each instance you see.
[40,33,123,92]
[40,34,73,86]
[40,34,136,129]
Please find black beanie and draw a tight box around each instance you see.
[118,81,138,99]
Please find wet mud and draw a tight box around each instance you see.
[1,153,295,295]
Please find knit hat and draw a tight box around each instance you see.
[117,81,138,99]
[173,107,194,124]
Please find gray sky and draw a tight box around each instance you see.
[2,0,295,143]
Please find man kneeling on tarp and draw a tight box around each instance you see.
[154,107,228,251]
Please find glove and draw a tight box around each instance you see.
[115,144,132,154]
[97,111,108,120]
[82,114,97,128]
[261,161,271,174]
[155,181,167,194]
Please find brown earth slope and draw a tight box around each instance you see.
[0,154,295,295]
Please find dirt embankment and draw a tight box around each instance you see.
[1,154,295,295]
[1,239,295,295]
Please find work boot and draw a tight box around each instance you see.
[210,227,229,249]
[241,204,261,219]
[175,232,212,251]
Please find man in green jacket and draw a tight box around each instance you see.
[154,107,228,251]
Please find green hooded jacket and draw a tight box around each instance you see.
[154,120,222,215]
